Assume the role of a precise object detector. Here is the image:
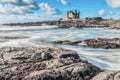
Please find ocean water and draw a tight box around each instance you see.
[0,25,120,70]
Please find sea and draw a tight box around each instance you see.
[0,25,120,70]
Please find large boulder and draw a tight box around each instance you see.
[0,47,101,80]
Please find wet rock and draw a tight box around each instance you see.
[59,52,79,59]
[0,47,101,80]
[26,63,101,80]
[53,38,120,49]
[82,38,120,49]
[92,71,120,80]
[53,40,71,44]
[41,52,53,60]
[0,36,29,40]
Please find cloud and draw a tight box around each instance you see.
[0,4,33,14]
[0,0,39,14]
[0,13,62,24]
[60,0,69,5]
[106,0,120,8]
[39,3,59,15]
[98,10,105,16]
[0,0,36,6]
[109,11,114,15]
[0,13,42,24]
[0,0,62,23]
[0,0,61,15]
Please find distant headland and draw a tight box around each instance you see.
[3,10,120,29]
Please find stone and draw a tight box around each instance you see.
[92,71,120,80]
[0,47,101,80]
[53,38,120,49]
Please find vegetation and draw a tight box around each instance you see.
[85,17,104,20]
[93,17,103,20]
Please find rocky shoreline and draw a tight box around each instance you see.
[53,38,120,49]
[3,19,120,29]
[0,47,101,80]
[57,19,120,29]
[0,47,120,80]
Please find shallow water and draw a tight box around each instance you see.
[0,25,120,70]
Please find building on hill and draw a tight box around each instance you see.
[58,10,80,21]
[67,10,80,19]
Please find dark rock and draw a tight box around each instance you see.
[41,52,53,60]
[92,71,120,80]
[0,47,101,80]
[59,52,79,59]
[53,40,71,44]
[53,38,120,49]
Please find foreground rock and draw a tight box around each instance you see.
[92,71,120,80]
[53,38,120,49]
[0,47,101,80]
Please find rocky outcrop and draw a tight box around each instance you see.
[92,71,120,80]
[57,19,107,28]
[53,38,120,49]
[0,47,120,80]
[57,19,120,29]
[100,20,120,29]
[4,20,58,26]
[0,47,101,80]
[3,19,120,29]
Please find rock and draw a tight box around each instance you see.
[53,40,71,44]
[53,38,120,49]
[3,19,120,29]
[92,71,120,80]
[41,52,53,60]
[0,47,101,80]
[26,63,101,80]
[83,38,120,49]
[59,52,79,59]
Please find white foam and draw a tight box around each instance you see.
[0,26,120,70]
[0,25,57,30]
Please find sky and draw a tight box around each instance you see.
[0,0,120,23]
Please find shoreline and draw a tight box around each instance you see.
[0,20,120,79]
[2,19,120,29]
[0,47,120,80]
[52,38,120,49]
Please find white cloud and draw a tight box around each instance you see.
[0,13,62,24]
[39,3,58,15]
[0,13,42,24]
[0,4,15,14]
[0,0,60,15]
[109,11,114,15]
[0,0,35,5]
[106,0,120,8]
[98,10,105,16]
[0,0,61,23]
[0,0,38,14]
[0,3,34,14]
[60,0,69,5]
